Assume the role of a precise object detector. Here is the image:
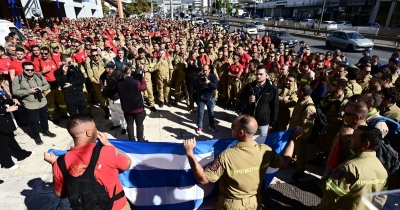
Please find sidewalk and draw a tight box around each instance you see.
[0,103,323,209]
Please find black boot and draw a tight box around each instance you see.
[103,108,110,119]
[34,136,44,145]
[308,153,325,166]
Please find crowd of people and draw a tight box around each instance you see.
[0,16,400,209]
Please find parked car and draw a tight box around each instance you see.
[242,23,258,35]
[319,21,338,30]
[272,17,284,21]
[268,30,298,48]
[253,15,260,19]
[326,30,374,51]
[202,18,209,24]
[284,18,294,22]
[264,17,273,21]
[252,21,266,31]
[336,21,352,27]
[300,19,316,27]
[193,17,204,25]
[359,23,381,28]
[218,19,230,30]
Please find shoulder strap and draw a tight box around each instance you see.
[57,154,74,181]
[302,103,315,113]
[81,144,103,179]
[38,59,42,71]
[31,55,34,62]
[18,74,23,84]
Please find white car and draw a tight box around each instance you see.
[242,23,258,35]
[193,17,204,25]
[336,21,352,27]
[326,30,374,51]
[300,19,316,27]
[0,20,26,46]
[252,21,265,31]
[320,21,338,30]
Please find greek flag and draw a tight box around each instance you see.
[148,16,157,30]
[49,129,293,209]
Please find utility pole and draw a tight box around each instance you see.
[318,0,327,30]
[151,1,153,13]
[163,0,165,16]
[170,0,174,20]
[117,0,123,18]
[224,0,227,17]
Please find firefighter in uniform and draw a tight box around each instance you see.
[289,84,316,180]
[132,48,157,112]
[226,55,243,109]
[171,45,188,105]
[39,47,68,124]
[344,65,363,100]
[86,49,109,117]
[318,126,388,210]
[213,51,229,101]
[358,63,372,92]
[275,73,298,132]
[183,115,304,210]
[154,49,173,107]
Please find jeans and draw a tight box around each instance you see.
[25,105,49,138]
[65,92,87,116]
[257,125,269,136]
[197,97,215,128]
[124,110,146,141]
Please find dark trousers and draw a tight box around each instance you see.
[25,105,49,138]
[65,93,87,116]
[186,79,196,109]
[0,132,30,168]
[124,110,146,141]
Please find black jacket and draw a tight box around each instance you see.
[185,58,202,81]
[240,80,279,126]
[196,73,218,100]
[116,76,146,112]
[54,66,86,95]
[101,70,123,100]
[0,96,17,133]
[376,139,400,176]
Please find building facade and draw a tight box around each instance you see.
[1,0,103,20]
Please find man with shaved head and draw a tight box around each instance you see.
[43,114,132,209]
[183,115,303,210]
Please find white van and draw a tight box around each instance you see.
[0,20,26,46]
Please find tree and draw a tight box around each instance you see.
[125,0,151,14]
[148,1,158,11]
[216,0,223,10]
[101,0,110,14]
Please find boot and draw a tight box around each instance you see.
[34,136,44,145]
[103,108,110,119]
[308,153,325,166]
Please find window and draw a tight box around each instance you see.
[332,32,340,38]
[9,27,25,42]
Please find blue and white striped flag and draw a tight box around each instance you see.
[49,129,293,209]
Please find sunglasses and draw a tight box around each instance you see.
[344,111,357,117]
[92,54,99,57]
[24,69,34,72]
[41,53,49,55]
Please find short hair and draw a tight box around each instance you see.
[298,84,312,96]
[335,78,348,89]
[30,45,40,50]
[287,72,297,80]
[389,66,399,74]
[74,40,82,45]
[357,126,382,151]
[381,87,399,102]
[5,44,15,52]
[8,32,17,37]
[0,46,4,53]
[15,47,25,53]
[364,91,383,107]
[121,63,132,78]
[40,46,50,52]
[256,65,269,74]
[380,73,392,84]
[372,55,379,61]
[236,115,257,135]
[249,59,260,66]
[347,66,359,80]
[117,48,125,53]
[61,54,71,61]
[300,60,309,67]
[22,61,34,69]
[348,101,369,120]
[66,114,94,136]
[90,49,98,54]
[4,36,11,42]
[137,48,145,54]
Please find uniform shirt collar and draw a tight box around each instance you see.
[235,141,258,148]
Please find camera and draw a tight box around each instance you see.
[33,88,43,102]
[67,61,75,71]
[132,67,144,80]
[199,72,207,83]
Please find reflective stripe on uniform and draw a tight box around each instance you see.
[356,179,386,185]
[48,108,55,112]
[59,105,67,108]
[326,178,347,197]
[300,78,309,84]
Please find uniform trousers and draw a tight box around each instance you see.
[45,88,68,120]
[144,73,155,107]
[156,77,170,103]
[0,132,31,168]
[109,99,126,129]
[186,78,196,109]
[294,137,308,173]
[215,194,260,210]
[227,78,241,102]
[174,78,188,104]
[124,110,146,141]
[25,105,49,138]
[64,92,87,116]
[92,83,107,108]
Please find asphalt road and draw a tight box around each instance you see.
[229,25,394,65]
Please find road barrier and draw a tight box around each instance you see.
[205,16,400,48]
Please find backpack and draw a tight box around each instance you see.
[18,73,44,84]
[368,116,400,142]
[345,82,361,102]
[303,103,329,140]
[57,145,125,210]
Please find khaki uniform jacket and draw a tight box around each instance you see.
[344,80,363,98]
[154,57,173,79]
[172,53,187,78]
[319,152,387,210]
[243,72,256,87]
[86,61,105,82]
[319,93,348,125]
[278,85,298,113]
[132,57,155,81]
[12,74,50,110]
[380,104,400,123]
[101,51,116,64]
[288,96,316,140]
[358,75,372,92]
[204,141,283,199]
[300,69,315,85]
